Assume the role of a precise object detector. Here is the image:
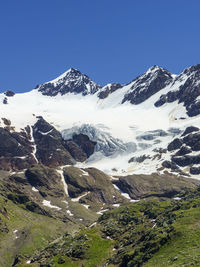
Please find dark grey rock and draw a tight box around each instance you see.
[98,83,122,99]
[190,167,200,175]
[181,126,199,136]
[4,90,15,97]
[175,146,192,156]
[167,138,183,151]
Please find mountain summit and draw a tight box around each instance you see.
[37,68,102,96]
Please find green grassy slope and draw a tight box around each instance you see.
[29,187,200,267]
[0,194,79,267]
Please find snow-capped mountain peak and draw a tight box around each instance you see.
[121,65,174,105]
[37,67,102,96]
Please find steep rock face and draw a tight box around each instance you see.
[70,134,96,157]
[37,68,102,96]
[32,117,75,167]
[64,134,96,162]
[63,140,88,162]
[113,173,197,199]
[63,166,125,204]
[122,66,173,105]
[0,126,36,171]
[154,64,200,117]
[0,116,97,170]
[97,83,122,99]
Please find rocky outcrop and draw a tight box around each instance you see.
[63,141,88,162]
[182,132,200,151]
[38,68,102,96]
[162,127,200,172]
[0,116,98,170]
[172,155,200,167]
[63,166,125,204]
[154,64,200,117]
[122,66,173,105]
[4,90,15,97]
[190,167,200,175]
[70,134,96,158]
[162,160,179,171]
[113,173,197,199]
[32,117,75,167]
[3,97,8,104]
[181,126,199,136]
[167,138,183,151]
[174,146,192,156]
[98,83,122,99]
[25,165,64,197]
[64,134,96,162]
[0,126,36,171]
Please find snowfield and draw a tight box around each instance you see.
[1,66,200,177]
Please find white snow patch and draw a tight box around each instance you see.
[56,169,68,197]
[32,187,39,192]
[82,204,90,209]
[71,192,89,202]
[62,200,68,205]
[113,184,132,200]
[89,222,97,228]
[42,200,61,210]
[97,209,109,215]
[38,129,53,135]
[66,210,74,216]
[80,169,89,176]
[173,197,181,200]
[29,124,38,163]
[113,204,120,207]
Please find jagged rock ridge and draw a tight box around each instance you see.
[37,68,102,96]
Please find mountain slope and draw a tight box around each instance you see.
[1,63,200,266]
[22,185,200,267]
[0,63,200,178]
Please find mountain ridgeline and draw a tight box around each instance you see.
[1,63,200,266]
[34,64,200,117]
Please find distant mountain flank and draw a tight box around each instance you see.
[29,64,200,117]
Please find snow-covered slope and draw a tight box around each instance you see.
[1,64,200,177]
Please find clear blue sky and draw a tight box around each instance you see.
[0,0,200,93]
